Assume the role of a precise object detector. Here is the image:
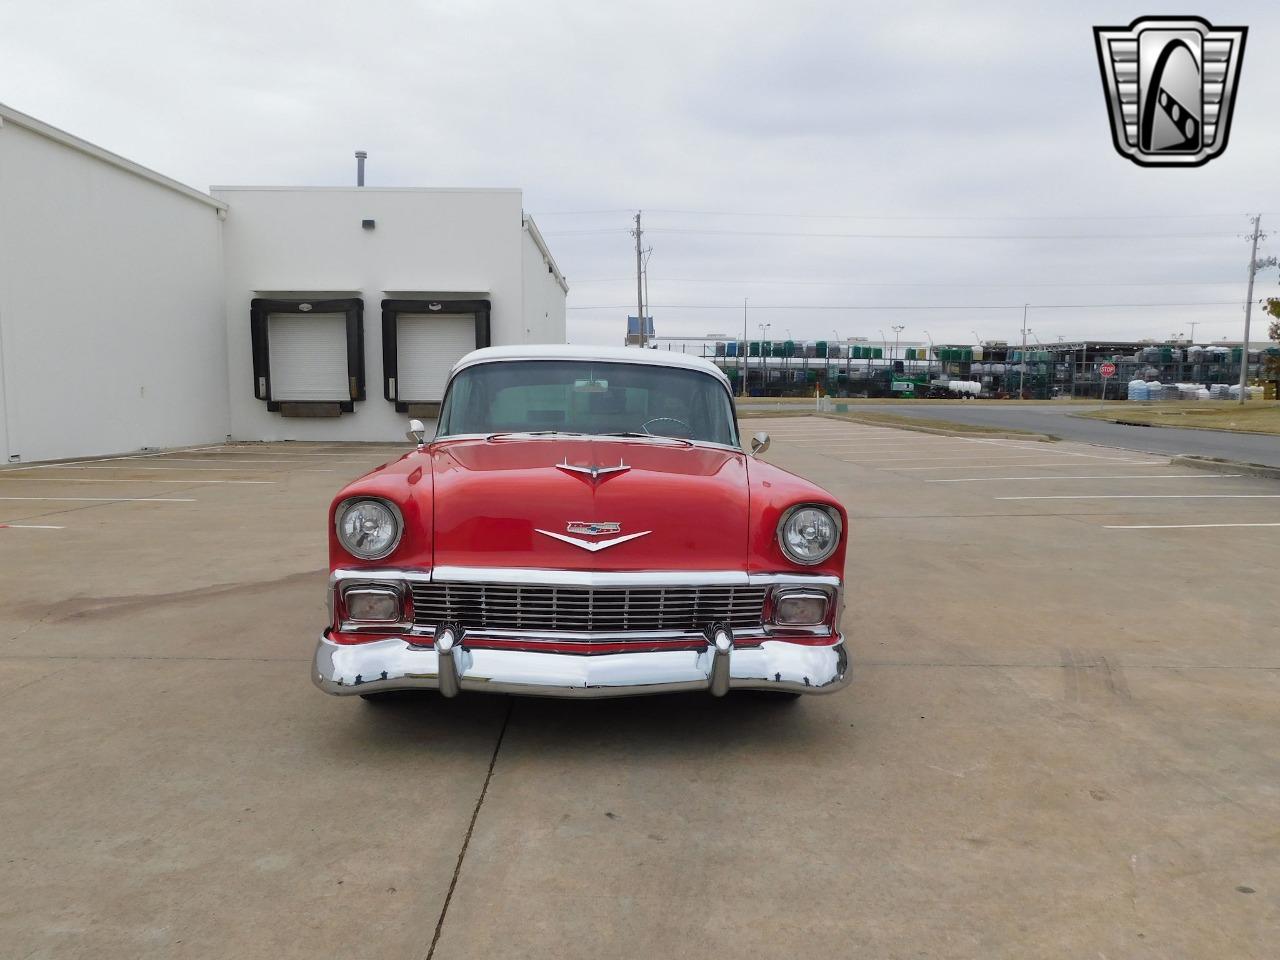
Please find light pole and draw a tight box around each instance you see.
[1018,304,1031,399]
[758,322,771,395]
[923,329,935,375]
[891,325,905,368]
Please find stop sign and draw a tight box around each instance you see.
[1100,362,1116,378]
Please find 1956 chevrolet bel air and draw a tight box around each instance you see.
[313,345,850,700]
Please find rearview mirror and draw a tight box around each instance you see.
[750,431,770,457]
[406,418,426,445]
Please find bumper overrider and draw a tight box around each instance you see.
[313,568,850,699]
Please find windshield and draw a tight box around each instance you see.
[437,360,739,446]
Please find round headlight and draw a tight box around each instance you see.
[335,499,402,560]
[778,505,840,565]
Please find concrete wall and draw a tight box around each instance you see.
[214,187,551,442]
[0,118,228,463]
[521,223,568,344]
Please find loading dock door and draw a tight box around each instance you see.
[395,314,477,402]
[267,313,350,401]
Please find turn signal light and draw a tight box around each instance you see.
[772,591,829,626]
[344,587,402,623]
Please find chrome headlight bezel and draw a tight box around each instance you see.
[334,497,404,561]
[776,503,842,566]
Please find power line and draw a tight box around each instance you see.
[527,208,634,216]
[568,277,1248,288]
[642,208,1262,222]
[646,227,1242,240]
[565,300,1245,312]
[540,227,1241,240]
[533,208,1276,221]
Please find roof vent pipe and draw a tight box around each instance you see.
[355,150,367,187]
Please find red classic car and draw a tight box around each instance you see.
[313,346,849,700]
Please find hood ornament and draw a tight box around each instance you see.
[556,458,630,481]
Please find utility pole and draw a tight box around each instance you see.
[642,245,652,347]
[1187,320,1199,342]
[1239,214,1267,404]
[632,211,645,347]
[1019,304,1030,399]
[741,298,748,397]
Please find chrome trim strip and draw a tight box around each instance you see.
[747,572,841,589]
[331,568,434,586]
[313,633,849,699]
[430,566,754,587]
[331,567,839,592]
[401,625,770,643]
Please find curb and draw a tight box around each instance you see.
[1070,411,1280,437]
[817,413,1055,442]
[1172,456,1280,481]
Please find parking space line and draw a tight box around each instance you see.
[141,457,330,464]
[0,445,230,471]
[70,465,264,472]
[996,494,1280,501]
[1105,522,1280,530]
[0,477,275,484]
[0,523,65,529]
[0,496,196,503]
[836,454,1126,463]
[895,460,1165,470]
[930,474,1241,483]
[186,455,384,463]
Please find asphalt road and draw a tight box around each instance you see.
[869,403,1280,466]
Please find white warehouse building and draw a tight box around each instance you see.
[0,103,567,464]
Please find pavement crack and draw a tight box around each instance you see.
[426,696,513,960]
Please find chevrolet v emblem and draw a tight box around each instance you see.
[556,458,630,481]
[535,527,651,552]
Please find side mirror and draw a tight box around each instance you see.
[406,418,426,445]
[750,431,770,457]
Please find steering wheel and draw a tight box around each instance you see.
[641,417,694,437]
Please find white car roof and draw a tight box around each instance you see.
[452,345,731,388]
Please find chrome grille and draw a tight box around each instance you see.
[410,582,767,634]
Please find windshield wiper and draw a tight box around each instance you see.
[598,431,693,446]
[485,430,587,441]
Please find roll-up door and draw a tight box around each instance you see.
[395,314,477,402]
[267,313,351,401]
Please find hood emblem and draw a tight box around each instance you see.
[567,521,620,535]
[536,523,651,552]
[556,458,630,481]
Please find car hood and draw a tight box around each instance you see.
[428,438,750,571]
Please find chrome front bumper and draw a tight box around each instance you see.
[312,632,850,699]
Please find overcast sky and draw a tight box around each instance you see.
[2,0,1276,347]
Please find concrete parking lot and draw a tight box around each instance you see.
[2,419,1277,959]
